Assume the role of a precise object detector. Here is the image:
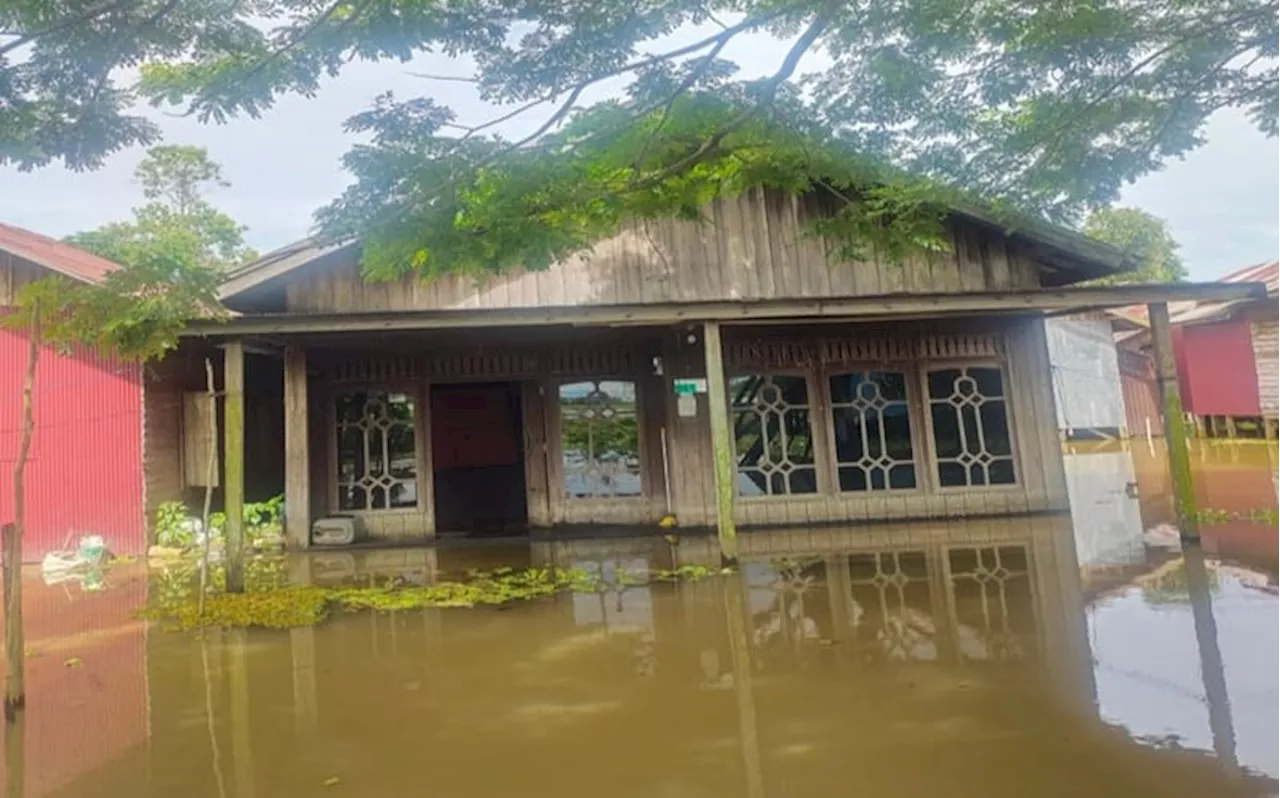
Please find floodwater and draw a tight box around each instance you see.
[3,440,1277,797]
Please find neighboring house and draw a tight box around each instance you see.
[157,188,1261,549]
[1113,261,1279,439]
[0,223,148,559]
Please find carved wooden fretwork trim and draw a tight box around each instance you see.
[321,343,638,383]
[727,333,1005,369]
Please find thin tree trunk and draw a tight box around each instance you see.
[4,300,39,723]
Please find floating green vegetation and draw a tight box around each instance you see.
[1194,507,1279,526]
[142,561,724,631]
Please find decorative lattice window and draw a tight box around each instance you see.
[947,546,1034,661]
[559,381,642,498]
[846,551,937,660]
[730,375,817,496]
[829,370,917,492]
[926,366,1015,487]
[335,392,418,510]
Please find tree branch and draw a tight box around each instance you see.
[0,0,138,55]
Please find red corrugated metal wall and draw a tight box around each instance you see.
[1173,321,1262,416]
[0,329,145,560]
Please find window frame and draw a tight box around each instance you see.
[917,360,1022,492]
[727,368,831,501]
[550,376,650,503]
[325,382,429,516]
[817,362,930,497]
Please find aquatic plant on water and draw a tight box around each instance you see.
[141,561,726,631]
[1193,507,1279,526]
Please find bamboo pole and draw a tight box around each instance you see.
[4,299,39,722]
[199,358,217,618]
[702,322,739,566]
[223,341,246,593]
[1147,302,1199,540]
[4,703,24,797]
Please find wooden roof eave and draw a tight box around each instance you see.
[183,281,1268,339]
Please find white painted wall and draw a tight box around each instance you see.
[1046,318,1127,432]
[1063,449,1145,570]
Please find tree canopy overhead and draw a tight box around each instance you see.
[3,0,1276,278]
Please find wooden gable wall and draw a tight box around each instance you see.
[0,251,48,305]
[278,189,1043,315]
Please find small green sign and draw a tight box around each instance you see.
[674,378,707,396]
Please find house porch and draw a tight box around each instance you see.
[164,312,1080,549]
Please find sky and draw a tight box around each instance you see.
[1,39,1276,282]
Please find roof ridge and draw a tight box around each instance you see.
[0,221,122,285]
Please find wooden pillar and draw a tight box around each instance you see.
[283,345,311,549]
[1224,415,1238,439]
[724,572,765,798]
[223,341,247,592]
[1148,303,1199,540]
[227,629,256,798]
[702,322,738,565]
[1183,544,1238,775]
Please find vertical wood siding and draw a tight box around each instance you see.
[0,251,46,304]
[284,192,1041,314]
[1045,318,1127,431]
[1251,320,1278,416]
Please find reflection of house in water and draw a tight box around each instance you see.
[66,518,1264,798]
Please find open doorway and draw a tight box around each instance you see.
[430,382,527,536]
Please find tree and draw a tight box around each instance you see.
[3,1,1275,274]
[0,1,271,171]
[66,146,256,273]
[1,252,223,722]
[1083,207,1188,284]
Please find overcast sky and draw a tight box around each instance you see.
[1,43,1275,282]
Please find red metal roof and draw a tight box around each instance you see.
[0,222,119,284]
[1169,259,1278,326]
[1220,259,1279,295]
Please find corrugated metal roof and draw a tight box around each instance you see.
[0,222,120,284]
[1169,260,1278,326]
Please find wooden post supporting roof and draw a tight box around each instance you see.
[702,322,739,565]
[223,340,247,592]
[283,345,311,549]
[1147,302,1199,540]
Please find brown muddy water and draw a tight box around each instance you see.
[3,441,1278,797]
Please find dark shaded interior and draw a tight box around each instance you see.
[430,381,527,535]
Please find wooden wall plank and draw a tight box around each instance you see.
[283,345,311,548]
[282,192,1072,315]
[521,381,552,527]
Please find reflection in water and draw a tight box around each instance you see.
[0,441,1272,797]
[0,525,1262,796]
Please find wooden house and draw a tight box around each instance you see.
[1171,261,1278,438]
[160,190,1262,552]
[0,223,149,559]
